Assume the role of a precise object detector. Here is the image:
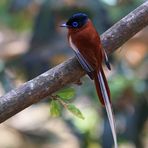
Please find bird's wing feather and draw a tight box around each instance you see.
[69,36,94,79]
[103,48,111,70]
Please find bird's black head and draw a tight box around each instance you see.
[65,13,88,28]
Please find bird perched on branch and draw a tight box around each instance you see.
[61,13,117,148]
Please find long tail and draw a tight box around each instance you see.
[94,68,118,148]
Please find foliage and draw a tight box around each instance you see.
[50,87,85,120]
[67,104,84,120]
[57,88,75,101]
[50,100,61,117]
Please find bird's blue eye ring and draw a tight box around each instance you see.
[72,21,78,27]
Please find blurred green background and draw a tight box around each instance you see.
[0,0,147,148]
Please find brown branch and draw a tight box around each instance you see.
[0,1,148,123]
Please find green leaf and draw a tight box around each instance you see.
[57,88,75,100]
[50,100,61,117]
[67,104,85,120]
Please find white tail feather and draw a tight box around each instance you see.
[98,72,118,148]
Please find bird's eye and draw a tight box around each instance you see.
[72,21,79,28]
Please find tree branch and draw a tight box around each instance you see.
[0,1,148,123]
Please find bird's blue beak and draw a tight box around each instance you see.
[60,23,68,27]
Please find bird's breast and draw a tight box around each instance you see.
[68,34,102,70]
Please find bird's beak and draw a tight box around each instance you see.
[60,23,68,27]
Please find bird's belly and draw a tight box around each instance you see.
[69,36,102,69]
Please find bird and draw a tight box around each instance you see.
[61,13,117,148]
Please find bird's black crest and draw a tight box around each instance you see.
[66,13,88,28]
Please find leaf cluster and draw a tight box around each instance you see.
[50,88,85,120]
